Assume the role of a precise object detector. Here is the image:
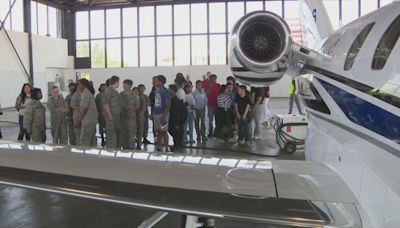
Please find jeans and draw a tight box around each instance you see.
[195,108,206,138]
[237,118,251,141]
[18,114,30,141]
[183,111,195,141]
[252,104,263,138]
[207,106,216,135]
[289,94,304,114]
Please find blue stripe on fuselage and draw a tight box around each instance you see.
[317,79,400,144]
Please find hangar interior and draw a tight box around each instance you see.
[0,0,397,227]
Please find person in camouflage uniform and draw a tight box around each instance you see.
[24,88,46,143]
[70,85,82,145]
[121,80,140,149]
[47,86,68,145]
[75,79,98,147]
[103,76,123,149]
[65,83,77,145]
[95,83,107,147]
[137,84,150,147]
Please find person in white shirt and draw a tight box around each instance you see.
[175,73,187,102]
[175,73,187,140]
[183,84,196,144]
[192,80,208,142]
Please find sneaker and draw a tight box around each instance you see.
[244,141,251,146]
[253,136,260,140]
[190,139,196,144]
[237,140,245,145]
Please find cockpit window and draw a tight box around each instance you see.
[372,15,400,70]
[344,23,375,71]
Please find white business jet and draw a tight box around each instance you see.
[230,0,400,227]
[0,1,399,227]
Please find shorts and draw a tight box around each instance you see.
[153,113,169,132]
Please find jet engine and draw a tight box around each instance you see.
[230,11,292,86]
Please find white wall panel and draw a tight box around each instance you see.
[0,30,70,108]
[0,71,29,108]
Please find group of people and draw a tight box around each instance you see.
[149,72,271,152]
[14,71,273,152]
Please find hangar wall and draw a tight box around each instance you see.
[75,67,291,98]
[0,29,290,109]
[0,30,71,108]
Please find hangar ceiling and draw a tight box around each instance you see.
[41,0,205,9]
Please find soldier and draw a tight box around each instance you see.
[24,88,46,143]
[65,83,77,145]
[47,86,68,145]
[75,79,98,146]
[120,80,140,149]
[95,83,107,147]
[138,84,150,146]
[103,75,122,149]
[70,84,83,145]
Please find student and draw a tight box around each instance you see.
[175,73,187,101]
[205,74,221,137]
[75,79,98,146]
[262,86,273,127]
[15,83,32,141]
[227,82,237,135]
[47,86,68,145]
[153,75,171,152]
[214,85,234,142]
[65,83,77,145]
[250,87,265,140]
[138,84,151,146]
[202,71,212,91]
[24,88,46,143]
[235,85,251,145]
[95,83,107,147]
[168,84,185,151]
[149,76,158,139]
[120,79,140,149]
[70,83,82,145]
[175,73,188,139]
[192,80,208,142]
[103,76,123,149]
[132,86,144,150]
[183,84,196,144]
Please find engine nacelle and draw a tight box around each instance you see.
[230,11,292,86]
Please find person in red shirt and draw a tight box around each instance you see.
[205,74,221,137]
[202,71,212,91]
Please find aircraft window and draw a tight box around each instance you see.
[372,15,400,70]
[344,23,375,71]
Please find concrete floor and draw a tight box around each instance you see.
[0,98,305,228]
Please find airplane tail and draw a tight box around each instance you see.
[297,0,334,50]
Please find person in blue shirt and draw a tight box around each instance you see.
[153,75,171,151]
[192,80,208,142]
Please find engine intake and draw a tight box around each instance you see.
[230,11,292,86]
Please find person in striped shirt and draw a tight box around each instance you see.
[214,85,234,142]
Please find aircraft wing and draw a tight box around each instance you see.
[0,141,361,227]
